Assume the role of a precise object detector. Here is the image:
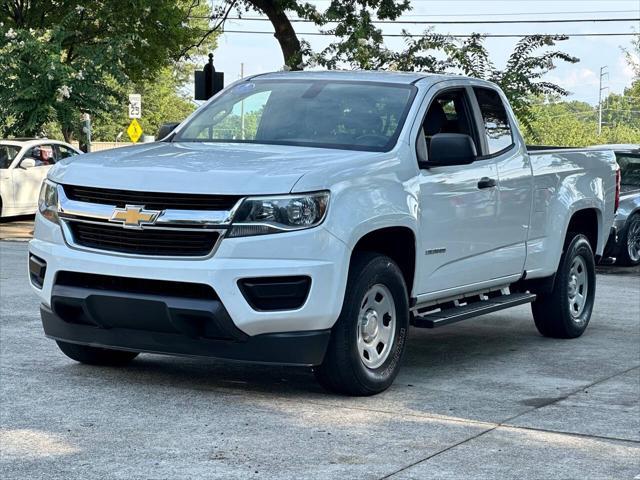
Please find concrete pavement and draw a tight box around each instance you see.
[0,241,638,479]
[0,217,34,241]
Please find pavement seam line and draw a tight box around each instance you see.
[378,425,500,480]
[380,364,640,479]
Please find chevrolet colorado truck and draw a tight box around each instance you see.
[29,71,619,395]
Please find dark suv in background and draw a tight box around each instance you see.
[602,145,640,266]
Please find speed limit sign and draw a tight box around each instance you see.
[128,94,141,119]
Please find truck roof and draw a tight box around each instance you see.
[252,70,466,85]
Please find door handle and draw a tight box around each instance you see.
[477,177,497,189]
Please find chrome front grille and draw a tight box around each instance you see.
[57,184,240,258]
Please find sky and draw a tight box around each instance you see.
[209,0,640,106]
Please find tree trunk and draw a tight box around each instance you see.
[249,0,303,70]
[61,126,73,144]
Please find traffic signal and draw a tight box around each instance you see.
[195,53,224,100]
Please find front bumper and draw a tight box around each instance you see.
[29,214,350,338]
[41,304,330,366]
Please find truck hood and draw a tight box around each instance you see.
[49,142,374,195]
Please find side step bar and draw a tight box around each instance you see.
[412,292,536,329]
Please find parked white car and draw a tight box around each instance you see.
[0,138,81,218]
[29,72,619,395]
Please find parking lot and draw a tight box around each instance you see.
[1,238,639,479]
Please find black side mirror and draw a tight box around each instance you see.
[156,122,180,141]
[426,133,477,167]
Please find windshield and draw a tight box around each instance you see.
[174,80,416,152]
[0,144,20,169]
[617,153,640,187]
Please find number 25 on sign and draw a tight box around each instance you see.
[127,119,143,143]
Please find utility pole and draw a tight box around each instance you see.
[598,66,609,136]
[240,62,245,140]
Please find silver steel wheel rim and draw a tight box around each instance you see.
[357,284,396,370]
[627,218,640,262]
[568,255,588,320]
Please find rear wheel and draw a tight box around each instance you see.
[56,341,139,366]
[531,234,596,338]
[315,252,409,396]
[617,213,640,266]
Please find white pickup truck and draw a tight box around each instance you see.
[29,71,619,395]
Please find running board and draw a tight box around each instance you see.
[412,292,536,328]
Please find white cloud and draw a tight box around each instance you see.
[548,68,599,91]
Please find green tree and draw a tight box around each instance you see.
[0,0,213,140]
[601,35,640,135]
[524,100,599,146]
[202,0,412,70]
[524,95,640,147]
[91,67,198,142]
[454,35,578,134]
[525,33,640,147]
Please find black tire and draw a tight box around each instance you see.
[616,213,640,266]
[56,341,139,366]
[531,234,596,339]
[315,252,409,396]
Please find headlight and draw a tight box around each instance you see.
[228,191,329,237]
[38,180,59,224]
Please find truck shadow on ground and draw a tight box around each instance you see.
[56,317,557,398]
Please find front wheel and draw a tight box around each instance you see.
[56,341,139,366]
[531,234,596,338]
[617,213,640,266]
[315,252,409,396]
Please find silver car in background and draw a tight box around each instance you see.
[602,145,640,266]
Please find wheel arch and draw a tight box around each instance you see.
[349,226,417,297]
[564,207,601,254]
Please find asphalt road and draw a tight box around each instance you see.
[1,241,639,479]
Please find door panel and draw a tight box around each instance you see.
[493,146,533,277]
[12,145,53,209]
[416,158,500,294]
[472,87,532,278]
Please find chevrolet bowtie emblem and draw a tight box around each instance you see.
[110,205,161,229]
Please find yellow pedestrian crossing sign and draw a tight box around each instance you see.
[127,119,143,143]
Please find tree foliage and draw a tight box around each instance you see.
[523,34,639,147]
[91,67,198,142]
[524,98,640,147]
[0,0,213,140]
[442,34,578,135]
[205,0,413,70]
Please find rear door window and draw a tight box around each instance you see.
[473,87,513,155]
